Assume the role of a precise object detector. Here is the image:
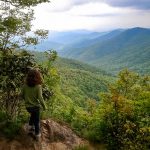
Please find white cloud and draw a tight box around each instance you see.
[68,2,138,16]
[32,1,150,31]
[38,0,150,11]
[35,0,71,12]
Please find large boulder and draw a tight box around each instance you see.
[0,119,89,150]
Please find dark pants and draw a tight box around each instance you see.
[26,106,40,135]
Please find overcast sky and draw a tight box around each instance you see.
[33,0,150,31]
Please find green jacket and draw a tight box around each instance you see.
[22,84,47,110]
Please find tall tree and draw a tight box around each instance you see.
[0,0,51,119]
[0,0,49,52]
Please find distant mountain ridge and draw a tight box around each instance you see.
[32,27,150,74]
[29,29,105,51]
[58,27,150,74]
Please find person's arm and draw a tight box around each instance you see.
[37,85,47,110]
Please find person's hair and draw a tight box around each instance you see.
[26,69,43,87]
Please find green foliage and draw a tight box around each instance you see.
[53,57,114,106]
[0,0,53,124]
[46,67,149,150]
[54,57,111,76]
[0,0,51,120]
[96,69,150,149]
[0,0,64,141]
[58,68,108,106]
[0,0,48,52]
[0,49,58,140]
[2,120,22,139]
[0,110,23,139]
[33,53,114,115]
[0,50,36,119]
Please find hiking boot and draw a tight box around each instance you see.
[35,133,41,141]
[28,125,35,134]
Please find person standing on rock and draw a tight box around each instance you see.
[22,68,47,140]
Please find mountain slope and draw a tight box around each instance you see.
[58,29,123,56]
[54,57,114,105]
[91,27,150,74]
[54,57,111,76]
[60,27,150,74]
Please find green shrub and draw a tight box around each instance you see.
[0,111,23,139]
[96,70,150,149]
[1,120,22,139]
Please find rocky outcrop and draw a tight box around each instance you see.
[0,119,89,150]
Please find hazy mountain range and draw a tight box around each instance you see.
[31,27,150,74]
